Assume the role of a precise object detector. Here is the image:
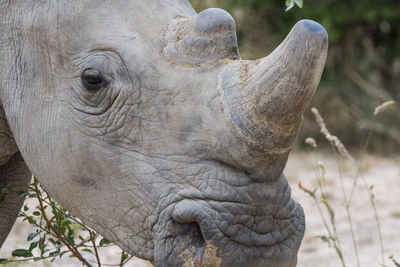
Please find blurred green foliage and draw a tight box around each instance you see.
[190,0,400,153]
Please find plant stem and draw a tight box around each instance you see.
[331,149,361,267]
[312,153,346,267]
[348,130,373,205]
[33,178,92,267]
[360,172,386,266]
[89,231,101,267]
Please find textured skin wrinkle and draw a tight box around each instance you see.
[151,161,304,266]
[173,200,299,248]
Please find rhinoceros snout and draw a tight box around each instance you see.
[152,173,304,267]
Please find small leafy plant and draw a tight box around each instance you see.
[0,178,134,266]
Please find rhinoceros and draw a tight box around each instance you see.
[0,0,328,266]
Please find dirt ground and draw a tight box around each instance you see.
[1,151,399,266]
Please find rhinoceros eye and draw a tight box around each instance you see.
[81,68,107,90]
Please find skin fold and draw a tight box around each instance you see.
[0,1,328,266]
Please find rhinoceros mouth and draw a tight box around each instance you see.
[171,198,302,246]
[152,168,305,267]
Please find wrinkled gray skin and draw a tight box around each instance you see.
[0,0,328,266]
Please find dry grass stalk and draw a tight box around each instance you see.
[315,235,331,246]
[304,106,390,267]
[373,100,395,115]
[321,199,335,223]
[318,161,326,176]
[305,137,318,148]
[311,108,354,161]
[298,182,316,198]
[298,181,346,267]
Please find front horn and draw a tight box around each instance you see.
[220,19,328,152]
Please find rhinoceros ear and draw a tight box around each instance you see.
[0,104,32,247]
[162,8,240,66]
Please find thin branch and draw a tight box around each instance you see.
[89,231,101,267]
[33,178,92,267]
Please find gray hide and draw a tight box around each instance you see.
[0,1,328,266]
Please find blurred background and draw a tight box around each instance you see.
[191,0,399,153]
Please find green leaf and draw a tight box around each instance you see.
[24,216,37,225]
[285,1,295,11]
[49,247,61,256]
[285,0,303,11]
[39,237,46,255]
[65,236,75,246]
[27,232,39,241]
[12,249,33,258]
[67,229,74,238]
[121,253,128,263]
[33,211,41,216]
[99,238,111,247]
[29,241,38,252]
[0,258,8,264]
[294,0,303,8]
[81,248,93,253]
[49,238,61,246]
[16,190,27,199]
[24,205,29,211]
[60,218,72,230]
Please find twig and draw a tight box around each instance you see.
[33,178,92,267]
[89,231,101,267]
[5,250,70,263]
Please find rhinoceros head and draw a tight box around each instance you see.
[0,0,327,266]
